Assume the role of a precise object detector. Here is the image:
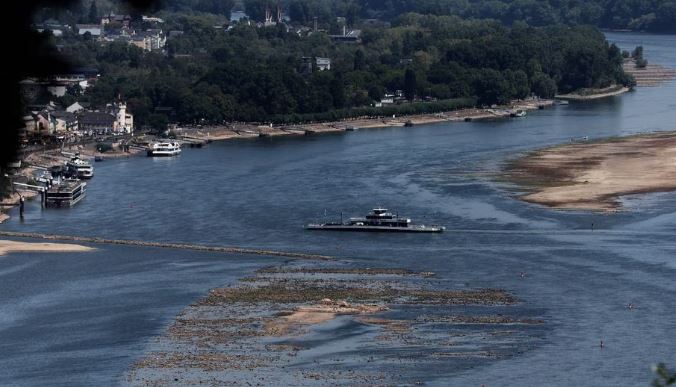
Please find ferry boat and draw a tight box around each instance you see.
[147,141,182,157]
[45,179,87,208]
[66,155,94,179]
[306,208,445,233]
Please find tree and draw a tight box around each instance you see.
[368,85,384,102]
[88,1,98,23]
[148,113,169,132]
[474,68,511,105]
[243,0,274,22]
[330,76,346,109]
[531,72,557,98]
[404,68,417,101]
[652,363,676,387]
[354,49,366,71]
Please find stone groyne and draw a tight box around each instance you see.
[0,231,333,260]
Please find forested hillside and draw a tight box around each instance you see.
[35,0,676,32]
[49,13,629,126]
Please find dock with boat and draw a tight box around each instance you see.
[45,179,87,208]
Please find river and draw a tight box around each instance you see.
[1,32,675,386]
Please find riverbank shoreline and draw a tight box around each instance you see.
[555,85,630,100]
[180,98,554,141]
[505,131,676,211]
[0,98,552,224]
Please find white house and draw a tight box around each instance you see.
[316,57,331,71]
[76,24,102,36]
[66,102,86,113]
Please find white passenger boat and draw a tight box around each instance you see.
[147,142,182,157]
[66,155,94,179]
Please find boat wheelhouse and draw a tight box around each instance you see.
[147,141,182,157]
[45,179,87,208]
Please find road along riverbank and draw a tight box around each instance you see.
[180,99,553,141]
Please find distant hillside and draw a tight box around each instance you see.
[347,0,676,32]
[34,0,676,33]
[239,0,676,33]
[52,15,631,126]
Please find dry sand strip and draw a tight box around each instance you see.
[623,62,676,87]
[0,239,94,256]
[505,132,676,211]
[0,231,333,260]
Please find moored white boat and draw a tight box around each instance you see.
[147,142,182,157]
[66,155,94,179]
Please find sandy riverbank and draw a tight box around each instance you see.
[555,85,630,100]
[0,239,94,256]
[1,191,39,224]
[623,59,676,86]
[506,131,676,211]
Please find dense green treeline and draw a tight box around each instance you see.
[35,0,676,33]
[257,0,676,33]
[52,14,629,127]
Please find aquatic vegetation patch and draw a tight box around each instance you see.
[128,265,543,385]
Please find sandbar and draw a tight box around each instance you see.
[0,239,95,256]
[506,132,676,211]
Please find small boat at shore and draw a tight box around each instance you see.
[147,142,182,157]
[511,109,527,117]
[306,208,445,233]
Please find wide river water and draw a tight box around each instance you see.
[1,32,676,386]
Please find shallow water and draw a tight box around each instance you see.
[1,32,676,385]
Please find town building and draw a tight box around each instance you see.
[34,19,71,36]
[66,102,88,113]
[101,13,132,28]
[230,10,248,23]
[51,111,79,132]
[111,101,134,133]
[330,29,362,44]
[78,111,117,133]
[76,24,102,36]
[316,57,331,71]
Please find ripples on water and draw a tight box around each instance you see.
[1,32,676,386]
